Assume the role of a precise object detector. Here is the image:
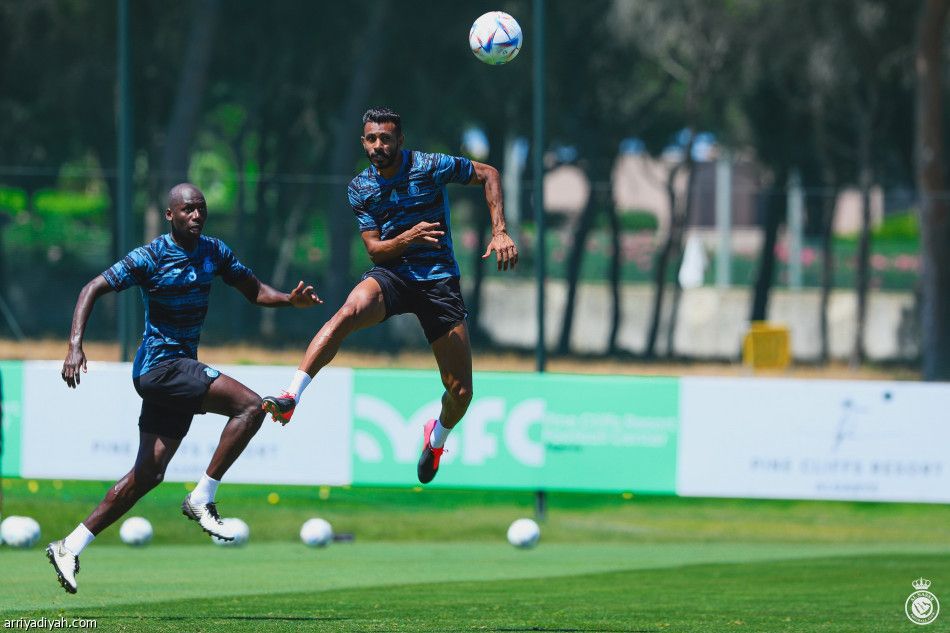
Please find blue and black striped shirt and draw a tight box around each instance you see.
[102,234,253,378]
[348,150,474,281]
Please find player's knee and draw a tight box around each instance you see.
[333,303,360,330]
[447,381,473,406]
[242,395,265,428]
[133,467,164,491]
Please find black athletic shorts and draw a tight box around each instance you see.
[362,266,468,344]
[132,358,221,440]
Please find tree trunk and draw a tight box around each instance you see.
[810,94,838,364]
[818,183,837,363]
[468,122,507,345]
[851,112,873,367]
[556,186,598,355]
[644,162,682,358]
[158,0,220,195]
[645,133,695,358]
[606,199,622,354]
[230,127,249,340]
[259,189,314,338]
[750,175,785,322]
[916,0,950,380]
[324,2,391,309]
[665,160,700,358]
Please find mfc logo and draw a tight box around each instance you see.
[353,395,545,467]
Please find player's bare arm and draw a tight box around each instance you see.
[359,222,445,264]
[230,275,322,308]
[470,160,518,271]
[62,275,113,389]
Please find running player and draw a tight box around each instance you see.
[262,107,518,484]
[47,183,320,594]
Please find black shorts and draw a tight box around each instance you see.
[362,266,467,344]
[132,358,221,440]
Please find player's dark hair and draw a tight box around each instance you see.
[362,107,402,135]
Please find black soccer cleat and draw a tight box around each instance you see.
[417,419,445,484]
[262,391,297,425]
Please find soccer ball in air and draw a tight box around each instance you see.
[211,518,250,547]
[506,518,540,549]
[469,11,523,65]
[300,518,334,548]
[1,515,41,549]
[119,517,153,547]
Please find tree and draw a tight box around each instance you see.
[916,0,950,379]
[612,0,758,358]
[551,0,675,356]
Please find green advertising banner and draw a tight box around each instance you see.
[0,360,23,478]
[351,370,679,493]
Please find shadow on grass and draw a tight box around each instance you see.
[78,617,652,632]
[82,614,348,623]
[493,629,654,632]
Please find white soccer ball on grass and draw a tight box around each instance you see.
[506,518,540,549]
[211,518,250,547]
[469,11,523,66]
[119,516,153,546]
[1,515,41,549]
[300,518,333,548]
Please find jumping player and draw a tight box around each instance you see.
[47,183,320,594]
[262,107,518,484]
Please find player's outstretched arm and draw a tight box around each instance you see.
[231,275,322,308]
[470,161,518,271]
[63,275,113,388]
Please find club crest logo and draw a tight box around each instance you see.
[906,578,940,625]
[408,183,419,196]
[202,257,214,273]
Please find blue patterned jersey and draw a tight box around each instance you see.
[348,150,474,281]
[102,234,253,378]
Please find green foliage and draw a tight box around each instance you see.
[0,186,28,213]
[31,189,109,219]
[873,210,919,241]
[617,209,659,232]
[189,150,237,212]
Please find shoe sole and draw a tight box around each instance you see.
[417,448,438,484]
[45,545,77,594]
[261,398,293,424]
[181,499,234,541]
[417,421,439,484]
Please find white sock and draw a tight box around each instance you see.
[63,523,95,556]
[430,420,452,449]
[287,370,312,400]
[189,473,220,505]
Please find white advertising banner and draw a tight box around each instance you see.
[677,377,950,502]
[20,361,353,485]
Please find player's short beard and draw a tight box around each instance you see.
[369,149,395,169]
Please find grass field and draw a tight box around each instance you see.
[2,479,949,632]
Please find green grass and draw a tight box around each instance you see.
[2,479,949,631]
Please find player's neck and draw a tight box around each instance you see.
[168,230,199,252]
[376,150,404,180]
